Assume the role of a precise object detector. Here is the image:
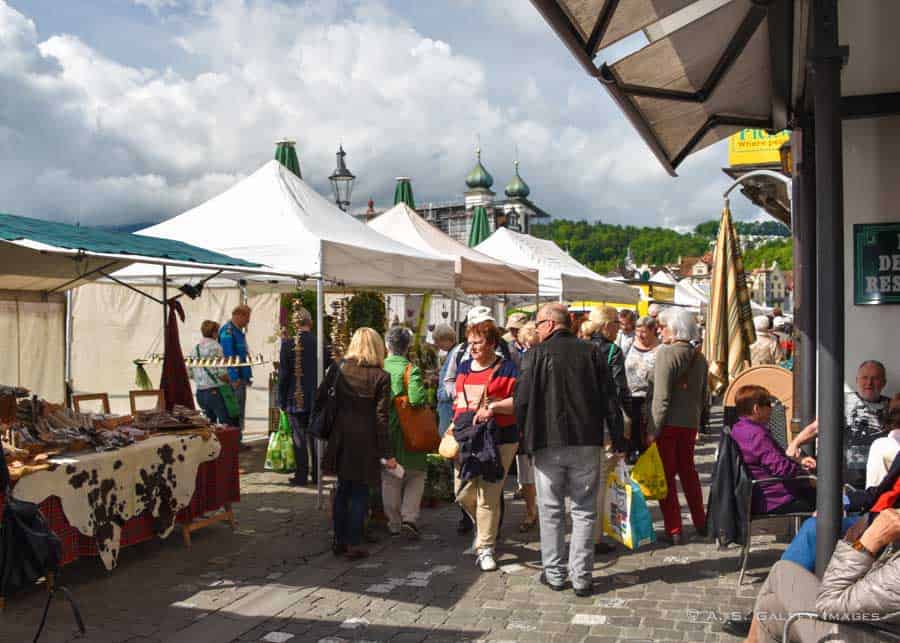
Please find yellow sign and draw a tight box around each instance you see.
[728,129,790,166]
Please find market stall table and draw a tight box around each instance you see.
[0,426,239,570]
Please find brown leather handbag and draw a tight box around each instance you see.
[394,364,441,453]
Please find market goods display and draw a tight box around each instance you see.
[8,397,143,454]
[135,353,268,368]
[132,405,209,431]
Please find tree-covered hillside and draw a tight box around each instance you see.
[530,219,792,274]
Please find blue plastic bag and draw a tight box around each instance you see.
[603,460,656,550]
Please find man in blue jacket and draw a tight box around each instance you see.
[220,304,252,446]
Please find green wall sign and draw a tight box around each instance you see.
[854,223,900,305]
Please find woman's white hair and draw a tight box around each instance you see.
[660,308,698,341]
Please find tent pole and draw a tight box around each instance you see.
[316,276,325,510]
[162,265,168,356]
[64,290,74,407]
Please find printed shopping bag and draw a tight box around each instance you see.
[264,411,297,473]
[630,443,668,500]
[603,460,656,550]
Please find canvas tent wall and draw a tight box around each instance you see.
[368,203,539,295]
[474,228,640,303]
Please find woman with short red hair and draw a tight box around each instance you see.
[449,310,519,572]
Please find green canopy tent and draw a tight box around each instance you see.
[393,177,416,208]
[467,206,491,248]
[275,140,302,179]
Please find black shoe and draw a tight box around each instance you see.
[538,572,566,592]
[721,616,752,637]
[332,542,348,556]
[663,533,684,546]
[573,584,594,598]
[594,542,616,555]
[696,524,709,538]
[288,477,308,487]
[457,515,474,535]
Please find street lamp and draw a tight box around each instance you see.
[329,145,355,211]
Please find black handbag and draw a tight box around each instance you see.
[1,455,85,640]
[308,360,342,440]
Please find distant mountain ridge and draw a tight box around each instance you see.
[531,218,792,275]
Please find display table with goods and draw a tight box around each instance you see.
[1,391,240,571]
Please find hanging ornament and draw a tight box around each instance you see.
[291,298,305,410]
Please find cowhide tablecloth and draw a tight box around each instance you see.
[12,432,221,570]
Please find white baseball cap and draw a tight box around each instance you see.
[466,305,494,326]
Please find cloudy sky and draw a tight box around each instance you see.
[1,0,760,230]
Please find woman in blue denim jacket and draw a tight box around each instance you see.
[432,324,458,437]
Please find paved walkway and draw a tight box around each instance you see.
[1,412,793,642]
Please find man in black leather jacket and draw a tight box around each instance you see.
[515,303,625,597]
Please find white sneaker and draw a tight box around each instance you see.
[476,548,498,572]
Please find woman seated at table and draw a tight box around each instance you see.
[730,385,817,515]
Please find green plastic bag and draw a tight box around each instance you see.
[265,411,297,473]
[630,443,668,501]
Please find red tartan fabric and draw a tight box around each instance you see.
[0,427,240,567]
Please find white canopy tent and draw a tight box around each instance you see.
[474,228,640,304]
[368,202,539,295]
[118,160,455,291]
[679,279,773,315]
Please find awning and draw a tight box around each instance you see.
[0,212,264,292]
[530,0,782,175]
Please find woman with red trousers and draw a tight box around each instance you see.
[649,308,709,545]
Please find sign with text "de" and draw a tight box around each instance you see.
[854,223,900,305]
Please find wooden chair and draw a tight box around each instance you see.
[72,393,110,414]
[723,365,794,446]
[129,389,165,415]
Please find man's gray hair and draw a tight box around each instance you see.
[859,360,887,380]
[753,315,771,332]
[431,323,456,345]
[293,306,312,327]
[539,303,570,327]
[635,315,656,330]
[660,308,697,341]
[386,326,412,356]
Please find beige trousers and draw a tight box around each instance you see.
[594,448,620,542]
[455,442,518,550]
[381,469,426,532]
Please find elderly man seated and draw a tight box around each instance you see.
[787,360,891,488]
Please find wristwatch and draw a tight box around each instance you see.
[850,539,876,558]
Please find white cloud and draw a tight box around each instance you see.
[131,0,182,14]
[0,0,740,231]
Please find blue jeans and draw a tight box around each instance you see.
[437,401,454,437]
[333,479,369,547]
[196,388,230,425]
[781,515,860,572]
[534,445,602,590]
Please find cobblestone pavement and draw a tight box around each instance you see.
[1,411,793,642]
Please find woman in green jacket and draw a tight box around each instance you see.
[383,326,428,538]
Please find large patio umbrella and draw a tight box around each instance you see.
[393,177,416,208]
[468,206,491,247]
[704,200,757,394]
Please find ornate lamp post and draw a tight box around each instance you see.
[329,145,356,211]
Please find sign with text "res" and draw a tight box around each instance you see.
[855,223,900,305]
